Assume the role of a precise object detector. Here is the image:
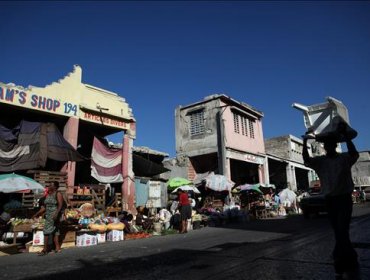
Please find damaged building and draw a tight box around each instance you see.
[175,94,268,186]
[265,135,326,191]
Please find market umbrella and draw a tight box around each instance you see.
[278,188,297,203]
[171,185,201,194]
[238,183,263,194]
[260,183,276,189]
[167,177,192,190]
[204,173,235,192]
[0,173,45,194]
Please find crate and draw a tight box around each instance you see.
[67,185,106,210]
[12,223,33,232]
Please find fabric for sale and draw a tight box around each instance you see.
[0,120,84,172]
[91,137,123,183]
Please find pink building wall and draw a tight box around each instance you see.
[221,102,265,155]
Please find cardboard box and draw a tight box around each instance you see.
[76,232,97,247]
[96,233,106,243]
[61,231,76,243]
[61,241,75,249]
[28,245,43,253]
[32,230,44,246]
[107,230,124,242]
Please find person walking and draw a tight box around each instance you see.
[303,127,359,279]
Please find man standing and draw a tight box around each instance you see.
[303,128,359,279]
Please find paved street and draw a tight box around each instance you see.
[1,203,370,280]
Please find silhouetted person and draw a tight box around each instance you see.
[303,127,359,279]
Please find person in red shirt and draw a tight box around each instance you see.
[177,189,191,233]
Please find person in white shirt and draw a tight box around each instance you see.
[159,208,172,230]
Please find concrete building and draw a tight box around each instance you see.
[265,135,321,191]
[352,151,370,192]
[175,94,267,186]
[0,65,137,212]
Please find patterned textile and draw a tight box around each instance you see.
[91,137,123,183]
[0,121,84,172]
[43,192,60,235]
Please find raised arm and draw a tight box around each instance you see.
[302,136,311,166]
[32,206,45,219]
[338,122,359,164]
[346,139,359,164]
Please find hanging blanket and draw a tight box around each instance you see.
[0,120,84,172]
[91,137,123,183]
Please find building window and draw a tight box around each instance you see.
[233,110,256,138]
[233,112,240,133]
[241,116,248,136]
[189,110,205,136]
[249,119,255,138]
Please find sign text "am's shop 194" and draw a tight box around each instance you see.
[0,86,77,116]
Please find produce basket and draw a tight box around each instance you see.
[79,203,95,218]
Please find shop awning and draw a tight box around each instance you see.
[133,153,169,177]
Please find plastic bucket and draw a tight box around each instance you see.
[153,222,162,234]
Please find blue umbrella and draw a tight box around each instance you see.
[0,173,45,193]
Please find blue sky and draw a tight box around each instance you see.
[1,1,369,157]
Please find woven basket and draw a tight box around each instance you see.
[79,203,95,218]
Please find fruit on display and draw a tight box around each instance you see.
[9,218,33,226]
[65,209,81,219]
[88,223,107,232]
[106,222,125,231]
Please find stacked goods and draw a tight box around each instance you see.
[30,170,68,190]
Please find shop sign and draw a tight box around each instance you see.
[243,154,264,165]
[0,85,78,117]
[82,112,129,129]
[226,150,265,165]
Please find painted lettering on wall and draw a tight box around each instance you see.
[0,86,77,116]
[83,112,127,129]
